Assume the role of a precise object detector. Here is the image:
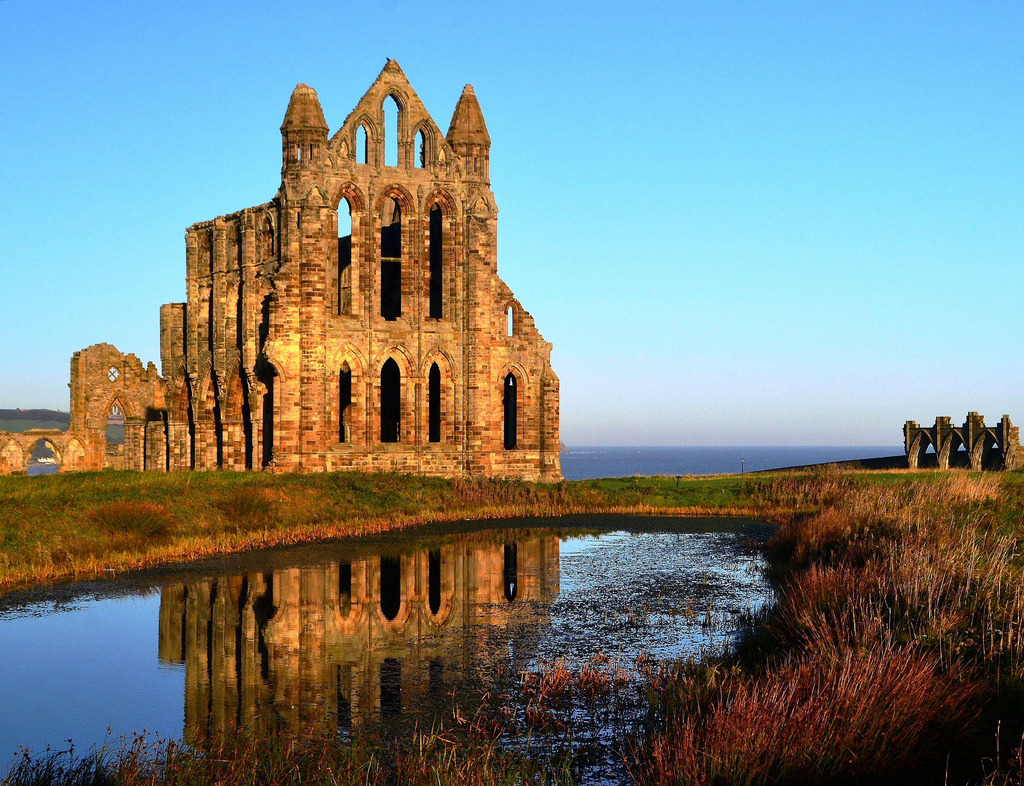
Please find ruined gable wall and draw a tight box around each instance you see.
[69,343,165,470]
[235,63,561,480]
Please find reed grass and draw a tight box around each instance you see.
[635,470,1024,784]
[2,724,572,786]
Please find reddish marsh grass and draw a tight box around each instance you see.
[90,501,176,541]
[638,645,979,785]
[636,472,1024,784]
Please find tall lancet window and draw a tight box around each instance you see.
[380,197,402,321]
[503,372,517,450]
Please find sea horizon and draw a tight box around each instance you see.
[560,445,904,480]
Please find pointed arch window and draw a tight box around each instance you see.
[415,129,427,168]
[380,359,401,443]
[503,543,518,603]
[380,557,401,621]
[357,125,369,164]
[429,206,443,319]
[380,197,402,320]
[339,364,352,443]
[203,230,215,354]
[428,549,441,615]
[384,96,400,167]
[257,217,274,266]
[503,372,518,450]
[338,561,352,617]
[338,198,353,316]
[105,400,125,448]
[428,362,441,443]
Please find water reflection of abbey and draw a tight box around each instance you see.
[158,535,559,739]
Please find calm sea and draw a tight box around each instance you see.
[27,446,903,479]
[561,446,903,480]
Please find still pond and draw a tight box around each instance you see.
[0,514,772,775]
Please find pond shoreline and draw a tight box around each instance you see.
[0,469,783,594]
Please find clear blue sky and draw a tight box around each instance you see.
[2,1,1022,446]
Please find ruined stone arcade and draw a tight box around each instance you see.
[904,413,1022,471]
[0,62,561,481]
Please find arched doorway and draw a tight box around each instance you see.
[257,362,278,468]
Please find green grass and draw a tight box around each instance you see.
[578,474,758,508]
[0,469,774,591]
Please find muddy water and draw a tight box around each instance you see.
[0,515,772,776]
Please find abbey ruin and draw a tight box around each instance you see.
[0,61,561,481]
[904,413,1022,471]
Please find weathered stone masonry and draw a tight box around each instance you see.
[1,62,561,481]
[904,413,1022,471]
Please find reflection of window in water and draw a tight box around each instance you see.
[380,557,401,620]
[253,572,275,680]
[380,658,401,717]
[337,664,352,731]
[338,561,352,617]
[428,549,441,615]
[429,659,443,695]
[157,534,565,740]
[504,543,518,603]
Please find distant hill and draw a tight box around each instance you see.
[0,409,70,433]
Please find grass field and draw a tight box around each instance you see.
[0,469,787,592]
[0,419,69,433]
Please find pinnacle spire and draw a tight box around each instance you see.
[281,83,328,132]
[446,84,490,146]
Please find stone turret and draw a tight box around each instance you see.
[447,85,491,183]
[281,83,328,174]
